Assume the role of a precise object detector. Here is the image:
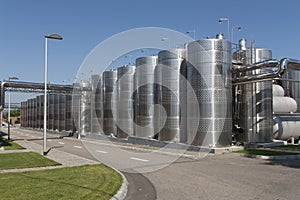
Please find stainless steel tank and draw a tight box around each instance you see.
[283,70,300,113]
[135,56,158,138]
[59,94,66,131]
[65,94,74,132]
[156,49,186,142]
[48,94,55,130]
[20,102,25,127]
[73,82,91,135]
[28,98,33,128]
[187,37,232,147]
[95,75,103,134]
[27,99,30,128]
[116,65,136,138]
[91,74,101,134]
[53,94,60,131]
[103,70,118,135]
[237,47,273,143]
[37,95,43,129]
[33,98,37,129]
[273,114,300,140]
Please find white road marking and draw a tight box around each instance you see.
[130,157,149,162]
[58,142,65,145]
[20,133,24,135]
[73,146,82,149]
[96,150,108,154]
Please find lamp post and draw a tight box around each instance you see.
[7,76,19,141]
[218,17,230,40]
[161,37,170,49]
[231,26,241,43]
[43,34,62,155]
[186,30,196,40]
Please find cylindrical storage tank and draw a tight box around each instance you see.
[273,114,300,140]
[48,94,55,130]
[240,48,273,143]
[95,77,103,134]
[59,94,66,131]
[36,95,43,129]
[27,99,31,128]
[116,65,136,138]
[65,94,74,132]
[135,56,158,138]
[28,98,33,128]
[91,74,101,134]
[73,82,91,135]
[40,95,45,129]
[156,49,186,142]
[273,97,297,113]
[53,94,60,131]
[282,68,300,113]
[187,38,232,147]
[103,70,118,135]
[273,84,285,97]
[20,102,25,127]
[33,98,37,129]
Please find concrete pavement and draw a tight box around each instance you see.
[3,127,300,200]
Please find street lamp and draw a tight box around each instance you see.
[231,26,241,43]
[186,30,196,40]
[7,76,19,141]
[218,17,230,40]
[43,33,63,155]
[161,37,170,49]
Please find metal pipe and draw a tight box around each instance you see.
[233,59,279,73]
[2,80,74,91]
[234,58,300,84]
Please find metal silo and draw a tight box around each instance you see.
[59,94,66,131]
[187,35,232,147]
[283,69,300,113]
[237,46,273,143]
[48,94,54,130]
[22,101,27,127]
[27,100,31,128]
[156,49,186,142]
[103,70,118,135]
[21,102,25,127]
[135,56,158,138]
[73,82,91,135]
[91,74,101,134]
[53,94,60,131]
[65,94,74,132]
[116,65,136,138]
[95,75,103,134]
[33,98,37,129]
[28,99,33,128]
[37,95,43,129]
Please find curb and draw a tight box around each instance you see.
[241,154,300,160]
[110,168,128,200]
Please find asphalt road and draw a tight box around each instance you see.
[5,127,300,200]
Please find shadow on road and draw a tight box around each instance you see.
[123,172,157,200]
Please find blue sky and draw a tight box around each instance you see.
[1,0,300,85]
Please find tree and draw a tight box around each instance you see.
[4,109,20,119]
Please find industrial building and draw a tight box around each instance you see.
[15,34,300,148]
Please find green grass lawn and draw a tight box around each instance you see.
[233,149,300,156]
[0,164,122,200]
[0,138,25,150]
[271,145,300,151]
[0,152,60,170]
